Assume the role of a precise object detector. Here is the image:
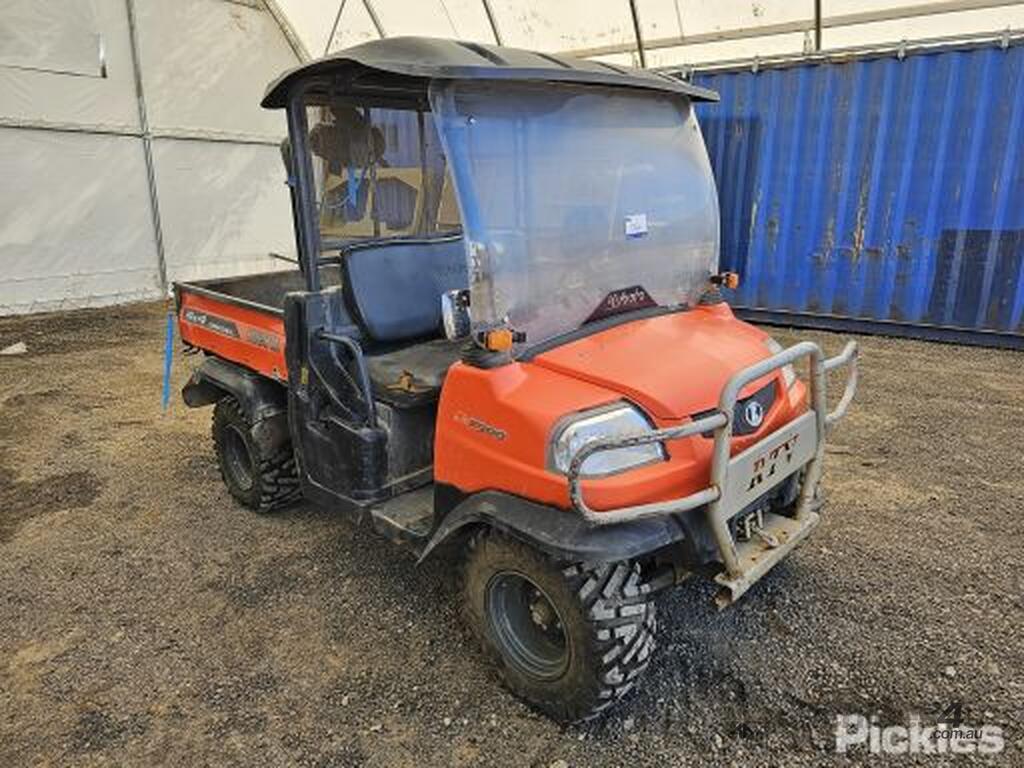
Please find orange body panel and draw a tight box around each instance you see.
[434,303,808,513]
[177,290,288,382]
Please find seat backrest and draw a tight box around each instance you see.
[342,235,468,343]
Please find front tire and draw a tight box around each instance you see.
[461,532,657,723]
[211,397,299,513]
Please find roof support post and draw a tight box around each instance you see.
[285,93,322,292]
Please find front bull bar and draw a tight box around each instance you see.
[567,340,858,606]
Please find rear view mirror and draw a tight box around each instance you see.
[441,290,471,340]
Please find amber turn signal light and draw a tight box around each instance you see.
[483,328,514,352]
[710,271,740,289]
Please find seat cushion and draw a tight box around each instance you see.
[365,339,464,405]
[343,236,467,342]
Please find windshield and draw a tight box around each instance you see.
[430,81,719,349]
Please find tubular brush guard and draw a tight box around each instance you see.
[567,341,858,607]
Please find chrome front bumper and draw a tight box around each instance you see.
[567,340,859,606]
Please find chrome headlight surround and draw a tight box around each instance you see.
[550,403,666,478]
[764,337,798,389]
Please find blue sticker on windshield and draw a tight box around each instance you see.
[624,213,648,238]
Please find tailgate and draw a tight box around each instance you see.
[175,284,288,382]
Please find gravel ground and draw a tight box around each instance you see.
[1,301,1021,767]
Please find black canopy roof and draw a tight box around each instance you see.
[261,36,718,109]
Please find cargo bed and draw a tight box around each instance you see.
[174,265,342,382]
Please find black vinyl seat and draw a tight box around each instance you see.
[365,338,465,405]
[339,234,468,404]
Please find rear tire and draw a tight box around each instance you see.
[211,397,299,513]
[461,532,657,723]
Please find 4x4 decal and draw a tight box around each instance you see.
[183,309,239,338]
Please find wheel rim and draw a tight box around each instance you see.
[486,571,569,680]
[223,424,255,492]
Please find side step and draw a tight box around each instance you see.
[369,485,435,545]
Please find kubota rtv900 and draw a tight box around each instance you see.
[175,37,857,722]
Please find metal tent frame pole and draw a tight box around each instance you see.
[263,0,312,61]
[326,0,348,55]
[481,0,504,45]
[628,0,647,67]
[363,0,386,38]
[124,0,168,294]
[815,0,822,51]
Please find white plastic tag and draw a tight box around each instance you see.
[624,213,648,238]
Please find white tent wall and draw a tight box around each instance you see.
[152,139,294,282]
[137,0,293,138]
[0,127,161,312]
[4,0,1024,315]
[0,0,300,315]
[0,0,139,129]
[0,0,155,314]
[137,0,298,283]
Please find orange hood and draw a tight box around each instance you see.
[530,305,774,420]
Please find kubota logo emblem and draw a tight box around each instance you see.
[744,400,765,428]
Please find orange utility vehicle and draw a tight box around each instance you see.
[175,38,858,722]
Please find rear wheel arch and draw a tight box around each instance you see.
[183,356,287,418]
[183,356,291,455]
[211,396,300,513]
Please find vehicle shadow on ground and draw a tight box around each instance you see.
[265,497,820,742]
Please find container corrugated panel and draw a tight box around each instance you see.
[691,42,1024,348]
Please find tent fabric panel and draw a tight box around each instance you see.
[0,128,162,314]
[0,0,139,130]
[152,138,296,283]
[136,0,296,138]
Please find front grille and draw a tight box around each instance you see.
[731,381,777,435]
[691,381,777,437]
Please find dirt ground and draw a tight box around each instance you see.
[0,301,1021,767]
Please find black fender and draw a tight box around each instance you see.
[182,357,290,455]
[418,490,689,564]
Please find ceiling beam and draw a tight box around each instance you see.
[560,0,1024,58]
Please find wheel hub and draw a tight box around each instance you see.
[528,588,558,631]
[486,572,569,681]
[222,424,255,492]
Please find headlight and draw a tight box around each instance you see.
[764,337,797,389]
[551,404,665,477]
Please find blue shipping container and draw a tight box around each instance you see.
[691,40,1024,349]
